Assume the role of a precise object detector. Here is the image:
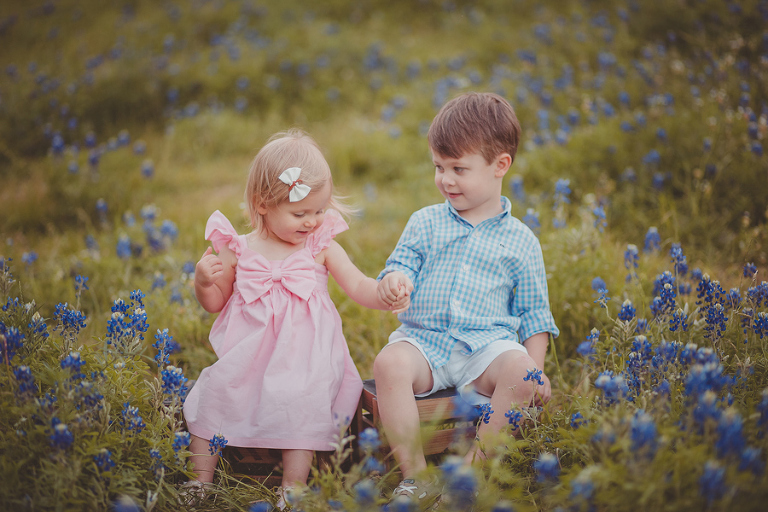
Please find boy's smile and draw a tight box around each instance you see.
[432,150,511,225]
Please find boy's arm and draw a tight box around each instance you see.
[324,241,409,312]
[523,331,552,405]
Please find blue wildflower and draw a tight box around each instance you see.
[592,206,607,231]
[569,468,595,501]
[591,277,607,292]
[116,235,131,260]
[533,453,560,482]
[53,302,87,340]
[570,412,586,429]
[624,244,639,281]
[161,365,188,398]
[669,308,689,332]
[149,448,164,479]
[478,403,494,424]
[209,433,228,456]
[14,365,37,399]
[670,243,688,276]
[618,300,636,322]
[172,431,191,453]
[94,448,116,473]
[739,447,765,475]
[594,371,628,403]
[445,465,477,509]
[744,262,758,278]
[21,251,38,266]
[644,227,661,253]
[524,368,544,386]
[506,409,523,430]
[630,410,657,453]
[509,175,525,202]
[358,427,381,453]
[121,403,146,434]
[452,394,481,423]
[61,351,86,378]
[1,324,24,363]
[699,461,726,505]
[49,418,74,450]
[716,409,745,457]
[354,479,376,505]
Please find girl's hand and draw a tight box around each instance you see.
[195,247,224,288]
[389,285,411,314]
[377,271,413,310]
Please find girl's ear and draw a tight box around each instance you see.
[256,201,268,216]
[494,153,512,178]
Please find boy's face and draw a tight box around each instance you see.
[432,150,511,224]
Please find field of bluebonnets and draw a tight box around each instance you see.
[2,0,768,510]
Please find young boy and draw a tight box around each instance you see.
[375,92,560,505]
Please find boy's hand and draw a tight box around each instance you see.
[195,247,224,288]
[377,271,413,313]
[532,371,552,406]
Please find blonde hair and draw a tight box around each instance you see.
[244,129,352,231]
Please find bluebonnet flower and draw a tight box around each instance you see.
[61,351,86,376]
[569,468,595,501]
[577,328,599,358]
[533,453,560,482]
[116,235,131,260]
[209,433,228,456]
[655,379,671,395]
[49,418,74,450]
[591,277,606,292]
[172,431,191,454]
[653,283,676,318]
[685,364,727,399]
[618,300,636,322]
[354,479,376,505]
[94,448,116,473]
[739,447,765,475]
[444,464,477,509]
[653,271,675,296]
[362,456,385,475]
[121,403,146,434]
[14,365,36,399]
[524,368,544,386]
[630,410,657,452]
[160,219,179,241]
[699,461,726,505]
[141,159,154,179]
[744,262,758,278]
[592,423,616,444]
[593,287,611,308]
[522,209,540,235]
[696,274,725,308]
[642,149,661,167]
[182,261,195,275]
[153,328,177,368]
[509,175,525,202]
[149,448,164,479]
[506,409,523,429]
[358,427,381,453]
[21,251,38,267]
[747,282,768,308]
[644,227,661,253]
[726,288,741,310]
[716,409,745,457]
[161,366,188,398]
[53,302,87,339]
[478,403,494,424]
[624,244,639,281]
[704,303,727,341]
[669,308,689,332]
[152,273,166,290]
[106,291,149,351]
[74,274,89,296]
[452,394,481,423]
[592,206,606,231]
[594,371,628,403]
[570,411,586,429]
[75,380,104,411]
[1,324,24,363]
[553,179,571,204]
[670,243,688,276]
[755,312,768,339]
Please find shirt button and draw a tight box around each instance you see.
[461,264,469,272]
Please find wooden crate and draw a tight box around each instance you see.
[352,379,474,459]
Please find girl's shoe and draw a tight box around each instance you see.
[177,480,214,507]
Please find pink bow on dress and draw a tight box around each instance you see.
[236,258,317,303]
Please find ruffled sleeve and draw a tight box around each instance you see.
[307,209,349,256]
[204,210,242,257]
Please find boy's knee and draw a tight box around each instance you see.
[373,343,423,381]
[496,350,537,381]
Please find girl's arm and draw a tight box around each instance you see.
[323,241,408,312]
[194,246,237,313]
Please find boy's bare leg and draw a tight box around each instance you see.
[188,434,220,482]
[373,342,434,479]
[464,350,538,464]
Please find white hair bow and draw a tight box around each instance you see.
[278,167,311,202]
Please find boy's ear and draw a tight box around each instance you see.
[494,153,513,178]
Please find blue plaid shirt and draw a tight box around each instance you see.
[378,197,559,368]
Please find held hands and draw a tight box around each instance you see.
[195,247,224,288]
[377,271,414,315]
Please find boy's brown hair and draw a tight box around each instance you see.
[428,92,521,164]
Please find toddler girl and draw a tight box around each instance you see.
[181,130,410,507]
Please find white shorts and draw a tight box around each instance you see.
[385,331,529,405]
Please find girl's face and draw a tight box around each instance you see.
[258,182,331,246]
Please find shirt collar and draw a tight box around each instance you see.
[444,196,511,227]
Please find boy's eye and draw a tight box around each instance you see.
[454,167,465,173]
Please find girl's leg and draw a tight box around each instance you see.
[281,449,314,488]
[372,342,434,479]
[188,434,219,483]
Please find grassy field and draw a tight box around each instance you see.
[1,0,767,510]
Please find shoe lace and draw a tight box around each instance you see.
[394,480,418,495]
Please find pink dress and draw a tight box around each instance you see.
[183,210,363,451]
